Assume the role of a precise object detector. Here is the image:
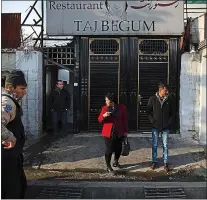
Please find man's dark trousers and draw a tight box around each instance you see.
[52,111,67,133]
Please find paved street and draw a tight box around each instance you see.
[23,133,206,199]
[24,133,206,181]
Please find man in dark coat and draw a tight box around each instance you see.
[49,80,71,134]
[146,83,176,172]
[1,70,28,198]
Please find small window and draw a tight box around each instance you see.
[139,40,168,55]
[90,39,119,54]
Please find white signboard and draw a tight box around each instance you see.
[46,0,184,36]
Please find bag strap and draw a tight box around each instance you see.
[2,94,21,109]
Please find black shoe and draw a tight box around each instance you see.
[150,162,158,170]
[113,161,121,169]
[164,163,170,173]
[106,165,114,173]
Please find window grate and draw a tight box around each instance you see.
[90,39,119,55]
[139,40,168,55]
[44,47,75,66]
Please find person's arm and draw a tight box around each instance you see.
[146,97,155,124]
[1,96,17,148]
[169,96,176,129]
[98,106,112,123]
[98,106,106,123]
[66,91,71,110]
[48,91,54,111]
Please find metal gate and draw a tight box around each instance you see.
[89,38,120,131]
[137,39,169,132]
[79,37,180,132]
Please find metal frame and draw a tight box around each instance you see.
[137,39,170,131]
[88,38,120,130]
[21,0,74,47]
[21,0,46,127]
[21,0,44,48]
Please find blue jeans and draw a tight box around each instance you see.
[152,128,169,164]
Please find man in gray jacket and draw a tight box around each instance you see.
[1,70,27,198]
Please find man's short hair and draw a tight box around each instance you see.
[158,82,169,90]
[56,80,63,84]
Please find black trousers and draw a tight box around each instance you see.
[1,153,27,199]
[104,136,124,166]
[52,111,67,133]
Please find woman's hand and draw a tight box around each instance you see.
[103,112,111,118]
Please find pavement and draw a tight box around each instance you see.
[24,133,206,179]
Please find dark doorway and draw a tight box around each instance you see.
[137,39,169,132]
[89,38,120,131]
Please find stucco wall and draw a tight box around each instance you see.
[198,49,206,145]
[16,51,43,139]
[2,52,16,71]
[180,52,206,144]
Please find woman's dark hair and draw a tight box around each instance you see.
[105,93,118,104]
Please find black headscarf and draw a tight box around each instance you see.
[5,70,27,88]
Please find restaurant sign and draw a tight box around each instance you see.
[46,0,184,36]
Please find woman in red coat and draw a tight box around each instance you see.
[98,93,128,173]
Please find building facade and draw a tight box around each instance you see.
[45,0,184,133]
[76,37,181,132]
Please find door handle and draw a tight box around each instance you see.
[140,110,146,113]
[138,95,143,104]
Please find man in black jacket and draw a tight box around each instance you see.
[49,80,71,134]
[146,83,175,172]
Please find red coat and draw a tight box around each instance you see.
[98,104,128,138]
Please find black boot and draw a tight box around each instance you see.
[113,160,121,169]
[106,165,114,173]
[105,154,114,173]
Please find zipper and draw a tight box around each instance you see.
[158,97,166,130]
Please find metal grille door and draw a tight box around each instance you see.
[138,39,169,132]
[89,39,120,131]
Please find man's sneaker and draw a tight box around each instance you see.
[164,163,170,172]
[150,162,158,170]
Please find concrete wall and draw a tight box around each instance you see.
[16,51,43,139]
[2,51,16,71]
[180,52,206,144]
[198,49,206,145]
[191,14,207,44]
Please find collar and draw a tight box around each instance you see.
[155,92,168,101]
